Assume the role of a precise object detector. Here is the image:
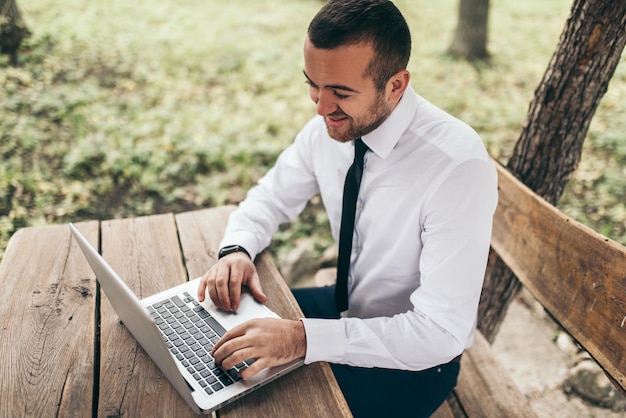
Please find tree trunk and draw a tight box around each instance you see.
[478,0,626,342]
[0,0,30,61]
[449,0,490,61]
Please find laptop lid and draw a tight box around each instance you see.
[70,223,201,413]
[70,223,303,414]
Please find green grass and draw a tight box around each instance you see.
[1,0,625,261]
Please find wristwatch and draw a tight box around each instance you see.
[218,245,251,260]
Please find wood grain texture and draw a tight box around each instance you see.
[98,214,196,417]
[491,161,626,392]
[0,222,98,418]
[175,206,234,279]
[175,208,352,418]
[454,332,537,418]
[430,400,455,418]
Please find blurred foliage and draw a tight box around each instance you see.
[1,0,624,263]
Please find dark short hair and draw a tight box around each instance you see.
[307,0,411,91]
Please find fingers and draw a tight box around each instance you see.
[228,262,245,310]
[210,319,307,380]
[211,326,257,372]
[238,359,268,380]
[214,341,258,372]
[198,252,256,311]
[247,271,267,304]
[197,273,207,302]
[215,262,240,311]
[199,263,237,311]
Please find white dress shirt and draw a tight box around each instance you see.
[220,85,498,371]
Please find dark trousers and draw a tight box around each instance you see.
[292,286,460,418]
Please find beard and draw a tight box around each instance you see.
[325,90,392,143]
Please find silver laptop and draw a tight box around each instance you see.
[70,223,303,415]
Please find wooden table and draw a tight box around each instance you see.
[0,207,351,417]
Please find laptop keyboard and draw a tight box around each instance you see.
[147,292,254,396]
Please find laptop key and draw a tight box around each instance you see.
[152,294,254,398]
[203,316,227,337]
[171,295,186,307]
[226,369,241,382]
[152,301,166,309]
[219,369,236,386]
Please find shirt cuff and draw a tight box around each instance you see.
[301,318,346,364]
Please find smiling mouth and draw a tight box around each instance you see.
[326,114,349,128]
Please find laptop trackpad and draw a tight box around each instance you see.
[206,291,279,331]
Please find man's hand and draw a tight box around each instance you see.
[211,318,306,380]
[198,252,267,311]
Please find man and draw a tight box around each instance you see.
[198,0,498,416]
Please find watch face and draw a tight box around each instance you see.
[219,246,235,257]
[219,245,249,259]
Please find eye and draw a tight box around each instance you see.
[334,91,349,100]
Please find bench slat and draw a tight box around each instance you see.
[431,400,455,418]
[491,161,626,392]
[453,331,537,417]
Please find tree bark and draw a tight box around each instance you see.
[449,0,490,61]
[0,0,30,61]
[478,0,626,342]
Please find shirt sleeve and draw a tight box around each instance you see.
[302,159,498,370]
[219,125,321,258]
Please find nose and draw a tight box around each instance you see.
[312,89,337,116]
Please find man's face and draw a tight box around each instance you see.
[303,37,393,143]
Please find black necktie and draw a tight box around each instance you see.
[335,138,368,312]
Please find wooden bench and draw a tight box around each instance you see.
[429,161,626,417]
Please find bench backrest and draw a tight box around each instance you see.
[490,161,626,393]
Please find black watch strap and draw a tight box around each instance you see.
[218,245,251,260]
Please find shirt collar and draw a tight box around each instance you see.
[362,84,418,160]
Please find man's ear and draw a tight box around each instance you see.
[387,70,410,104]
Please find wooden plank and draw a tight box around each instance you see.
[454,332,537,418]
[431,401,456,418]
[491,161,626,391]
[174,206,234,280]
[0,222,98,418]
[445,394,467,418]
[175,207,352,418]
[98,214,197,417]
